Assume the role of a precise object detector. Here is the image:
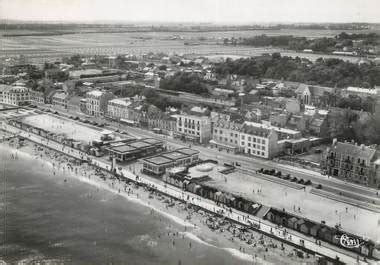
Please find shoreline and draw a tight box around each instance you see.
[1,138,316,264]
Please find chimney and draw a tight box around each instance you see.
[360,144,365,150]
[332,138,337,146]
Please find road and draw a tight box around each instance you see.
[1,121,373,265]
[38,105,380,207]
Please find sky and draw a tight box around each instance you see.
[0,0,379,24]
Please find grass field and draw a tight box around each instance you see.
[0,29,373,63]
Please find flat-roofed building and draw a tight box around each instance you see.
[141,148,199,175]
[105,138,164,162]
[175,112,211,144]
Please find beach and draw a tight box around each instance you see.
[0,138,316,264]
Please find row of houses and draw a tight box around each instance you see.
[264,208,376,258]
[162,164,262,216]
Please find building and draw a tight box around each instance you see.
[0,84,30,106]
[85,90,115,116]
[141,148,199,175]
[295,84,336,106]
[321,139,380,188]
[107,98,132,120]
[210,119,242,153]
[52,92,68,109]
[30,90,45,105]
[239,122,279,159]
[175,112,212,144]
[343,86,378,99]
[105,138,164,162]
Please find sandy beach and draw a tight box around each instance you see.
[1,137,317,265]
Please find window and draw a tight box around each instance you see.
[241,135,245,140]
[253,144,256,148]
[248,143,251,147]
[262,146,265,150]
[178,128,182,132]
[248,136,251,141]
[214,129,218,134]
[230,133,233,137]
[262,152,265,156]
[219,130,223,134]
[197,132,200,136]
[241,142,245,146]
[262,139,266,144]
[235,133,238,138]
[253,138,256,142]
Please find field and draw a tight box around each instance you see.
[0,28,374,63]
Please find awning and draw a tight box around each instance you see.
[209,140,238,149]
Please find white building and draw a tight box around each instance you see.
[239,122,279,159]
[107,98,132,120]
[175,113,212,144]
[0,84,30,106]
[85,90,114,117]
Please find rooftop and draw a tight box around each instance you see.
[162,151,189,160]
[112,145,136,153]
[144,156,173,165]
[346,86,377,95]
[87,90,104,97]
[332,142,377,160]
[128,141,151,149]
[244,121,300,136]
[109,98,131,106]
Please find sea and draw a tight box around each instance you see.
[0,144,253,265]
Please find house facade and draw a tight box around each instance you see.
[175,113,212,144]
[321,139,380,188]
[85,90,115,116]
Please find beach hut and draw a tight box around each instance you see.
[310,224,321,237]
[183,180,190,190]
[287,217,298,229]
[295,219,305,231]
[319,227,333,242]
[214,191,223,202]
[300,222,310,234]
[194,185,202,195]
[186,182,196,193]
[249,203,261,214]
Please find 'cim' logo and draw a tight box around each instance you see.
[337,234,363,249]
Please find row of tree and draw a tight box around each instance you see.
[225,32,379,53]
[213,53,380,88]
[159,71,210,95]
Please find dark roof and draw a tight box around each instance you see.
[144,156,172,165]
[240,123,271,137]
[177,148,199,156]
[332,142,377,160]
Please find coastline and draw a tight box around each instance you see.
[0,138,316,265]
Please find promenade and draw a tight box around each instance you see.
[1,121,375,265]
